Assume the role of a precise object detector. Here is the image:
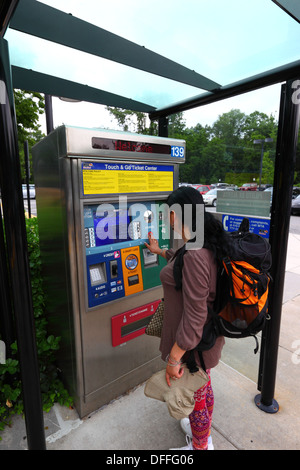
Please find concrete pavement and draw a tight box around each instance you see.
[1,232,300,450]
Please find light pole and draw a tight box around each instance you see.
[253,138,273,189]
[44,95,82,135]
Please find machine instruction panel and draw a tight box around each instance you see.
[82,162,174,195]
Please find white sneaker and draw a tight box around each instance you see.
[180,417,192,437]
[170,435,193,450]
[180,418,214,450]
[207,437,214,450]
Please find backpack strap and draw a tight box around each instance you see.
[222,257,236,299]
[186,349,207,373]
[252,335,259,354]
[186,350,200,373]
[186,320,217,373]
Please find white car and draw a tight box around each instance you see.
[203,187,234,206]
[291,194,300,215]
[203,188,219,207]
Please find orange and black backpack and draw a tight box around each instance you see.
[173,219,272,371]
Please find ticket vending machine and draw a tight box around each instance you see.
[33,126,185,417]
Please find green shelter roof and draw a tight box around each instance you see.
[4,0,300,118]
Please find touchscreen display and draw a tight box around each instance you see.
[93,207,130,246]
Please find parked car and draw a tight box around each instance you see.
[239,183,257,191]
[259,184,272,191]
[211,183,230,189]
[203,188,220,207]
[22,184,35,199]
[292,187,300,199]
[193,184,211,194]
[291,194,300,215]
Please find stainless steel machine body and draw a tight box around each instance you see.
[33,126,185,417]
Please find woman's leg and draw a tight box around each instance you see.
[189,372,213,450]
[206,379,214,435]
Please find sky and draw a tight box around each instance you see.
[4,0,299,133]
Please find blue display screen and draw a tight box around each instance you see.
[93,208,130,247]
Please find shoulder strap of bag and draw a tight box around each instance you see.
[186,349,207,373]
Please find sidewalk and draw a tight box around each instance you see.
[1,233,300,450]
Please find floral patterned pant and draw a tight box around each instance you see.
[189,370,214,450]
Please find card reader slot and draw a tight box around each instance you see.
[143,248,158,267]
[128,274,139,286]
[110,260,118,278]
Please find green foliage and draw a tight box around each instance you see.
[14,90,44,139]
[106,107,293,186]
[14,89,46,183]
[0,218,72,436]
[106,106,158,135]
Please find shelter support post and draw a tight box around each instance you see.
[0,38,46,449]
[44,94,54,134]
[256,78,300,413]
[158,116,168,137]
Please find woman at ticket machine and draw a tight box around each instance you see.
[145,186,232,451]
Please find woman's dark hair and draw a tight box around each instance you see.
[166,185,204,234]
[166,186,233,260]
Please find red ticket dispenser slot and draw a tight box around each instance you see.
[111,300,161,347]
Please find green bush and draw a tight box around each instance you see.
[0,217,72,436]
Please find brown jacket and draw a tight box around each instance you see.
[159,247,225,370]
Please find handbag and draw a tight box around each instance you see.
[145,299,164,338]
[144,365,209,420]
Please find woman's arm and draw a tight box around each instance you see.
[144,233,167,258]
[165,342,186,387]
[175,251,211,353]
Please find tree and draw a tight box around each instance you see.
[106,106,158,135]
[261,151,274,184]
[210,110,247,180]
[211,109,246,142]
[179,124,210,183]
[104,105,280,187]
[243,111,277,142]
[14,89,45,181]
[201,138,227,183]
[242,111,277,181]
[106,107,188,137]
[168,112,186,137]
